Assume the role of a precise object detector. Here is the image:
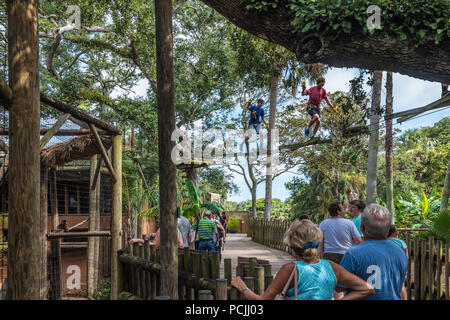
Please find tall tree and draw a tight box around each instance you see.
[264,69,280,219]
[385,71,394,213]
[441,158,450,212]
[366,70,383,204]
[6,0,43,299]
[154,0,178,299]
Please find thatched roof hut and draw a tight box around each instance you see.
[41,134,112,168]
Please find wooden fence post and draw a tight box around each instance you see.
[199,290,211,300]
[254,266,264,295]
[224,258,232,285]
[215,279,228,300]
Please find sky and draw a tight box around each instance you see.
[123,67,449,204]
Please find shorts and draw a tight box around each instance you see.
[248,123,261,136]
[307,106,321,117]
[323,252,344,264]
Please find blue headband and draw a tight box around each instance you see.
[303,242,319,249]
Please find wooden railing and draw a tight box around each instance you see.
[117,242,275,300]
[247,218,450,300]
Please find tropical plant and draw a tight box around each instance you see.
[227,218,240,231]
[429,209,450,243]
[93,279,111,300]
[181,179,222,220]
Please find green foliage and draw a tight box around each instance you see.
[93,279,111,300]
[228,218,240,231]
[186,179,202,207]
[198,168,240,200]
[242,0,450,46]
[137,206,159,225]
[430,209,450,243]
[392,190,441,229]
[200,201,222,215]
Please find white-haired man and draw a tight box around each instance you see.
[339,204,408,300]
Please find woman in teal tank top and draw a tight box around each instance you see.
[231,220,375,300]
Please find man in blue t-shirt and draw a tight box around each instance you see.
[244,98,269,144]
[349,199,365,237]
[339,204,408,300]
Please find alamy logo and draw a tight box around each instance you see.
[66,265,81,290]
[367,5,381,30]
[66,5,81,29]
[366,265,381,289]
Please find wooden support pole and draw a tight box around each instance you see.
[249,257,257,278]
[201,253,211,279]
[264,275,273,290]
[88,154,98,298]
[40,165,49,299]
[51,170,59,230]
[89,123,117,183]
[243,277,254,292]
[6,0,41,299]
[110,134,122,299]
[39,113,70,149]
[91,156,103,191]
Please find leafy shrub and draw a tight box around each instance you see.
[228,218,240,231]
[93,279,111,300]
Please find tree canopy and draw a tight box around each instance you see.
[201,0,450,82]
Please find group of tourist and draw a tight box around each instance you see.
[129,210,228,256]
[231,201,409,300]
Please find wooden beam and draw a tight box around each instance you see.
[46,231,111,239]
[395,95,450,123]
[0,79,121,136]
[40,94,121,135]
[40,113,71,149]
[0,128,109,136]
[88,154,99,298]
[89,123,117,184]
[92,155,103,191]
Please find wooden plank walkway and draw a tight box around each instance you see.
[220,233,294,279]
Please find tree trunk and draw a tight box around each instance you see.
[385,71,394,214]
[200,0,449,83]
[6,0,42,300]
[251,186,257,218]
[51,170,59,230]
[440,157,450,212]
[155,0,178,300]
[264,71,280,220]
[366,71,382,205]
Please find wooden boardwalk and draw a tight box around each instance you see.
[220,233,294,279]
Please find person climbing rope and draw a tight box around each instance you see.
[442,83,449,98]
[301,77,338,140]
[244,98,269,145]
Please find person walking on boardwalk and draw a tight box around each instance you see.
[319,202,362,265]
[178,211,192,249]
[231,219,374,300]
[349,200,366,238]
[339,204,408,300]
[192,210,219,252]
[302,77,338,140]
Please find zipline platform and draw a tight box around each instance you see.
[220,233,295,279]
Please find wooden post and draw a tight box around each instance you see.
[243,277,254,293]
[6,0,41,299]
[236,265,243,278]
[230,287,240,300]
[201,253,211,279]
[413,237,420,300]
[40,165,49,299]
[88,155,98,298]
[139,245,146,299]
[428,237,434,299]
[254,266,264,295]
[210,252,220,280]
[89,123,117,183]
[110,135,122,300]
[133,243,141,298]
[198,290,211,300]
[264,275,273,290]
[94,171,101,289]
[150,245,157,299]
[155,0,178,300]
[436,240,442,299]
[249,257,257,278]
[215,279,227,300]
[51,170,59,230]
[420,239,426,300]
[224,258,232,285]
